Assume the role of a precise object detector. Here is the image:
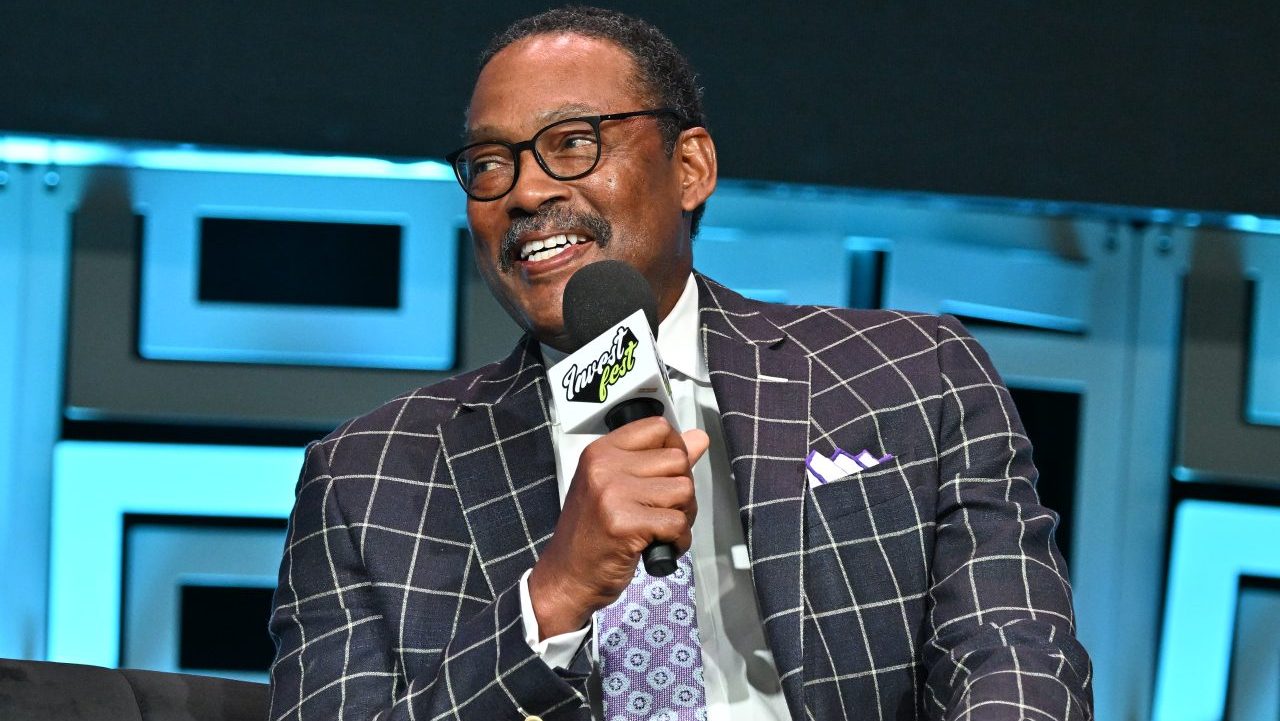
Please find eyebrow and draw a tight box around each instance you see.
[464,103,602,144]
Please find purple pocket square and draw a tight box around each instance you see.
[806,446,894,487]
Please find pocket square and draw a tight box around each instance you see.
[806,447,894,488]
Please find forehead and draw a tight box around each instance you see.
[467,33,647,136]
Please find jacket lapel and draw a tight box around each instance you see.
[698,276,811,719]
[440,338,562,598]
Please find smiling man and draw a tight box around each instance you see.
[268,7,1092,721]
[456,29,713,353]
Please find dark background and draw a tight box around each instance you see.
[3,1,1278,215]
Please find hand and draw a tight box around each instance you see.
[528,416,710,638]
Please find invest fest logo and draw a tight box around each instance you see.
[560,325,640,403]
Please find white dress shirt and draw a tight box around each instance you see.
[520,273,789,721]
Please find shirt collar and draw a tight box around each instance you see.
[539,272,706,383]
[657,273,707,382]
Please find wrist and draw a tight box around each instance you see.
[528,562,593,639]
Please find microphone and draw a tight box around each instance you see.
[549,260,680,576]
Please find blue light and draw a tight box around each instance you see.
[1227,213,1280,235]
[842,235,893,252]
[130,148,454,180]
[0,136,127,166]
[0,134,454,181]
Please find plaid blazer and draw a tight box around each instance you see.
[269,275,1092,721]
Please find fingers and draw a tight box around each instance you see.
[610,416,681,451]
[682,429,710,466]
[603,417,709,470]
[640,475,698,515]
[645,507,695,555]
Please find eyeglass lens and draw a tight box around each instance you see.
[455,118,601,200]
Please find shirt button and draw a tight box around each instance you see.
[523,716,543,721]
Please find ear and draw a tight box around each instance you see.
[676,127,717,212]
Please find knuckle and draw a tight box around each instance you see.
[662,511,689,537]
[644,416,673,436]
[599,507,627,538]
[675,476,696,503]
[597,480,624,508]
[581,459,614,489]
[579,442,604,465]
[646,415,672,430]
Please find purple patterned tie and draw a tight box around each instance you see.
[597,553,707,721]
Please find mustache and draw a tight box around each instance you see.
[499,206,613,272]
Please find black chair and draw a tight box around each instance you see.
[0,658,269,721]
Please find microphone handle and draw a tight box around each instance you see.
[605,398,679,577]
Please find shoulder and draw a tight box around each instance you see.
[696,272,957,370]
[696,273,944,346]
[741,295,952,360]
[766,302,943,348]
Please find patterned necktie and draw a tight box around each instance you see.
[598,553,707,721]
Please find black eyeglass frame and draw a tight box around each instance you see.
[446,107,683,201]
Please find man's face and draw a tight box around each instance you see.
[464,33,708,351]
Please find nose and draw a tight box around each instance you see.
[504,148,570,216]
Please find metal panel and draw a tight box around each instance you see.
[1155,501,1280,721]
[1113,226,1190,721]
[62,166,520,429]
[47,441,300,667]
[890,236,1091,333]
[133,169,458,370]
[0,163,76,660]
[0,162,29,658]
[1176,227,1280,485]
[692,227,857,306]
[1245,240,1280,426]
[123,520,285,681]
[1226,579,1280,721]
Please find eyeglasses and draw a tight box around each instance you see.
[447,108,681,201]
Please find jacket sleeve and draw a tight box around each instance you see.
[922,315,1094,720]
[267,440,592,721]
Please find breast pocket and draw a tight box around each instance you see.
[805,451,931,532]
[802,455,938,636]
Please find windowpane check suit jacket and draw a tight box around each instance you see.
[269,275,1093,721]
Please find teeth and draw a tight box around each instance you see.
[520,233,590,261]
[528,245,569,262]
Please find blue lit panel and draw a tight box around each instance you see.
[1154,501,1280,721]
[0,168,24,654]
[133,168,460,370]
[1226,580,1280,721]
[124,523,284,682]
[1247,253,1280,426]
[888,238,1091,333]
[48,441,301,668]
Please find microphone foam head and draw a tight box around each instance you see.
[562,260,659,351]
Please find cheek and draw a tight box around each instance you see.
[467,211,507,261]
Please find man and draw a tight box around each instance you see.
[269,7,1092,721]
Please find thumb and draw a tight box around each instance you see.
[681,428,711,467]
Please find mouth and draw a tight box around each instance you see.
[514,231,595,268]
[497,205,613,274]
